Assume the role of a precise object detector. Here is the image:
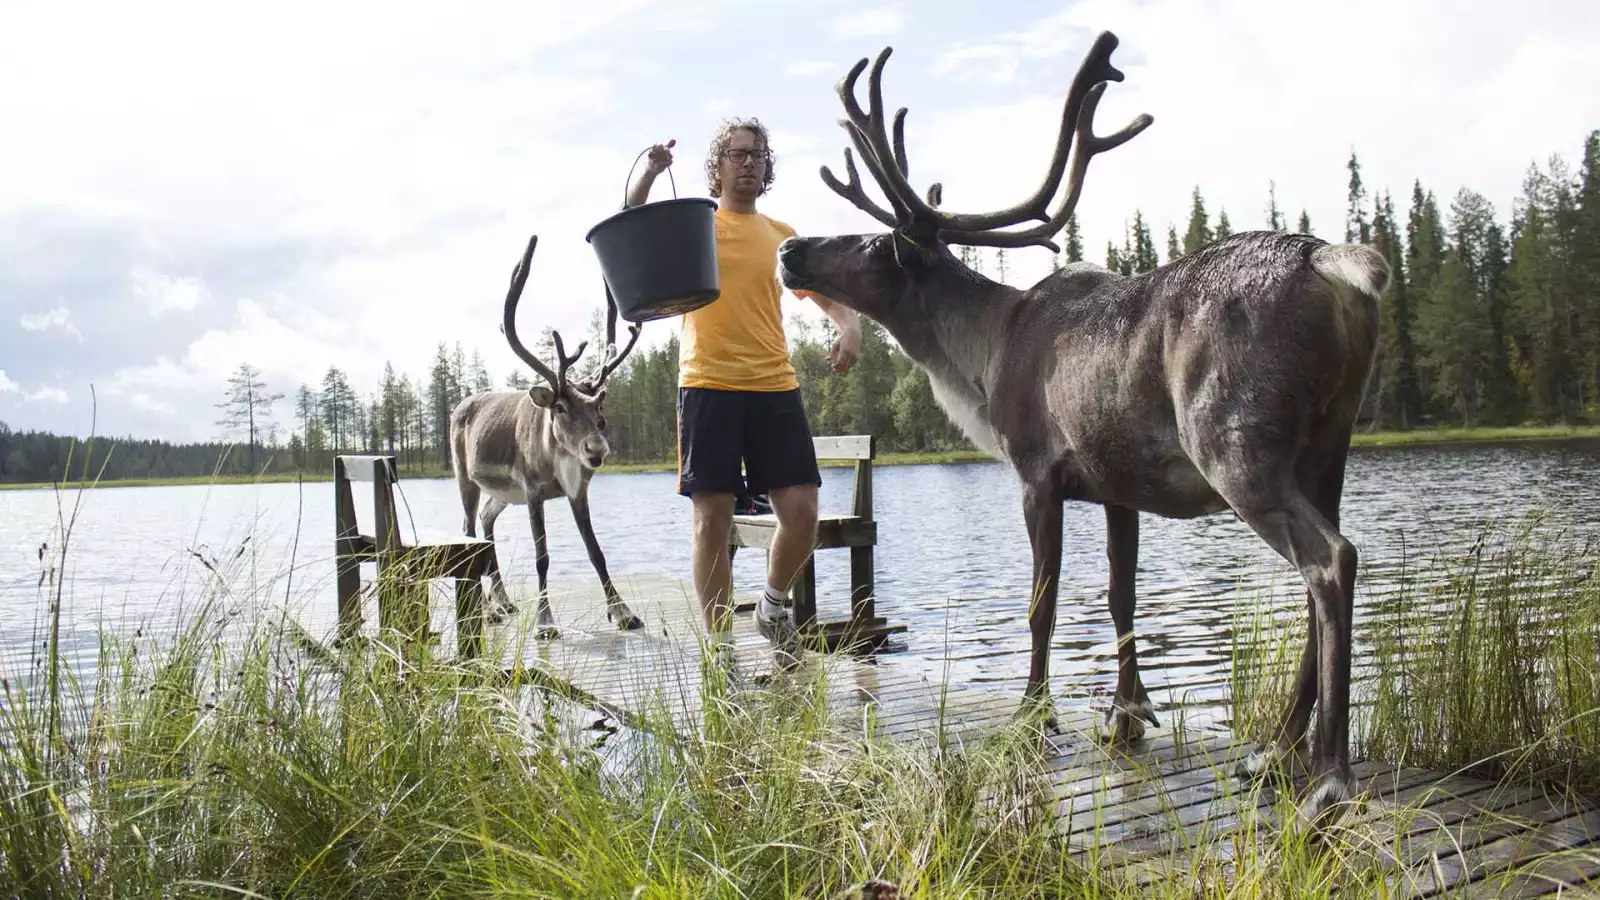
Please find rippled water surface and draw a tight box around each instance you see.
[4,440,1600,724]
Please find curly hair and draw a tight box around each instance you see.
[704,116,776,198]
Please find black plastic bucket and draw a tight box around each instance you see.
[585,150,721,323]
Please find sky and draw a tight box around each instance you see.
[2,0,1598,443]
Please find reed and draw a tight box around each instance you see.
[1355,514,1600,795]
[5,423,1599,896]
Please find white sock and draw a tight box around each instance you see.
[758,585,791,620]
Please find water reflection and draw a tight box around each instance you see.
[3,440,1599,724]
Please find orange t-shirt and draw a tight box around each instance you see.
[678,206,822,392]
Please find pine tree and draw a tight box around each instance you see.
[1166,225,1181,263]
[1370,191,1421,428]
[957,244,983,274]
[1406,181,1447,415]
[1106,241,1123,275]
[1214,209,1232,241]
[1064,212,1084,263]
[1266,180,1285,231]
[1574,130,1600,407]
[216,363,284,472]
[1507,161,1577,421]
[1131,211,1159,273]
[1297,210,1312,235]
[1183,187,1212,254]
[1346,151,1370,244]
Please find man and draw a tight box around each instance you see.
[624,118,861,672]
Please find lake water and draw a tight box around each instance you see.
[4,440,1600,727]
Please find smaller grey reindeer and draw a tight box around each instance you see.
[449,234,643,637]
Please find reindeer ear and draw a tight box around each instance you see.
[528,385,554,407]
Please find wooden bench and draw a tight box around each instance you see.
[727,435,907,651]
[333,454,496,660]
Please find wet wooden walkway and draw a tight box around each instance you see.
[417,572,1600,897]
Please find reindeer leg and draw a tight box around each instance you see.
[1238,445,1350,786]
[568,491,642,630]
[1020,484,1064,733]
[478,498,513,621]
[460,478,482,537]
[1103,504,1158,745]
[529,499,557,640]
[1213,471,1357,830]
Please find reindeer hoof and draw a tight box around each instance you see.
[610,609,644,630]
[535,625,559,641]
[1236,739,1308,783]
[1101,700,1157,746]
[1014,696,1060,734]
[1297,768,1356,832]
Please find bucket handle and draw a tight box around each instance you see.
[623,144,677,207]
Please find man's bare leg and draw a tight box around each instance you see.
[765,484,819,593]
[756,484,819,661]
[690,491,737,636]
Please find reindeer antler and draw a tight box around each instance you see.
[821,31,1151,251]
[501,234,590,396]
[590,284,641,391]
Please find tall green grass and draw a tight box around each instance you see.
[1356,515,1600,794]
[7,421,1600,897]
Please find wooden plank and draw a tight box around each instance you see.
[338,454,394,483]
[813,434,874,460]
[729,516,876,549]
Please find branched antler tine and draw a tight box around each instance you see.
[596,322,642,387]
[831,49,926,224]
[892,107,909,176]
[502,235,563,389]
[859,49,934,221]
[916,30,1135,236]
[820,146,898,227]
[941,82,1153,251]
[549,331,589,397]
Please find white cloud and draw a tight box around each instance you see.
[0,370,18,393]
[19,305,82,340]
[832,6,904,40]
[3,0,1597,441]
[26,387,69,405]
[902,0,1600,288]
[130,267,208,315]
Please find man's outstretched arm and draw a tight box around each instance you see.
[798,290,861,374]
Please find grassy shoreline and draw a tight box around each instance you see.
[5,513,1600,895]
[4,423,1599,492]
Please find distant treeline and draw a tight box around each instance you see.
[2,129,1596,485]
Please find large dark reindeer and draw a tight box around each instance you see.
[776,32,1389,827]
[450,235,643,638]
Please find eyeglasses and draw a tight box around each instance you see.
[723,148,769,166]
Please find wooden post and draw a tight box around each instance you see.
[333,457,363,646]
[849,441,875,626]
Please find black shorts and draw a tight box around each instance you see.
[676,387,822,498]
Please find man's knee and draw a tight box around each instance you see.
[691,492,736,543]
[769,485,819,533]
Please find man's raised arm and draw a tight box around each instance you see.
[625,139,676,208]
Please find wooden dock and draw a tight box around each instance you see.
[380,571,1600,897]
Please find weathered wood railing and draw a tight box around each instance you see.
[728,434,907,651]
[332,454,496,659]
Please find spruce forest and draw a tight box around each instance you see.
[2,133,1597,486]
